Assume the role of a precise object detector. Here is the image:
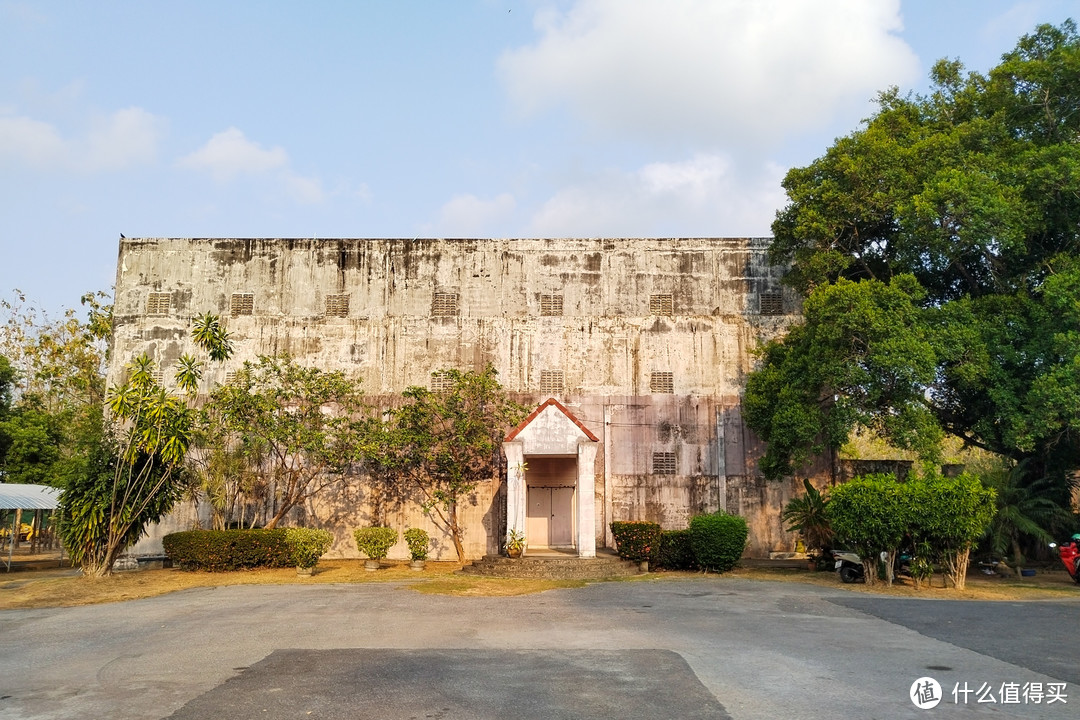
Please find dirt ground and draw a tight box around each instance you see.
[2,546,1077,610]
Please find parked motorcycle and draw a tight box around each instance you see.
[833,549,913,583]
[1049,535,1080,584]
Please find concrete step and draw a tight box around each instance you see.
[459,553,641,580]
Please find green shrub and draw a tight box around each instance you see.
[689,511,748,573]
[285,528,334,568]
[404,527,429,561]
[162,529,292,571]
[353,526,398,560]
[610,521,661,562]
[658,529,697,570]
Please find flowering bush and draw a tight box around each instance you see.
[610,521,661,562]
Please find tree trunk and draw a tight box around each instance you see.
[449,500,466,564]
[862,558,877,586]
[1010,537,1023,578]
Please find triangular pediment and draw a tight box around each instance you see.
[505,398,598,455]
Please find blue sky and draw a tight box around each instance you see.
[2,0,1078,316]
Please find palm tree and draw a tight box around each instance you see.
[981,459,1075,575]
[781,479,834,555]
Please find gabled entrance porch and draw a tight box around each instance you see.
[503,399,599,558]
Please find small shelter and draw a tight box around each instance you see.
[0,483,62,571]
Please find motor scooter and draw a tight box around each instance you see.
[1049,536,1080,584]
[833,549,913,583]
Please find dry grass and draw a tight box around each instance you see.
[723,565,1080,601]
[0,559,596,609]
[1,558,1076,610]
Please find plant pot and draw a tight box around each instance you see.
[409,559,426,571]
[364,558,381,571]
[1020,568,1036,577]
[507,547,523,559]
[807,560,816,572]
[296,566,314,577]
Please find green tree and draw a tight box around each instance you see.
[202,354,365,529]
[747,22,1080,504]
[365,366,526,563]
[826,474,910,586]
[906,472,996,589]
[979,458,1075,575]
[58,315,231,576]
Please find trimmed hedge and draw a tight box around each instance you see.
[610,521,661,562]
[354,526,398,560]
[286,527,334,569]
[163,529,293,571]
[658,529,698,570]
[689,511,748,573]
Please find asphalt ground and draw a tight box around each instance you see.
[1,578,1077,720]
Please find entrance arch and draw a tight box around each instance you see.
[503,399,599,557]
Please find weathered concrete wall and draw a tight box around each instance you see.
[113,238,806,559]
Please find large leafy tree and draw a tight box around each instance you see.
[747,22,1080,503]
[202,354,366,529]
[364,366,526,563]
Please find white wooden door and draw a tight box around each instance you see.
[527,488,551,546]
[550,487,574,546]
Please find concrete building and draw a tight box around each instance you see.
[111,237,804,560]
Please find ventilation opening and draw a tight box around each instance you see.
[540,370,564,394]
[146,292,171,315]
[231,293,254,317]
[539,294,563,317]
[432,292,459,317]
[652,452,676,475]
[325,294,349,317]
[650,372,674,394]
[650,294,673,316]
[760,291,783,316]
[430,371,455,393]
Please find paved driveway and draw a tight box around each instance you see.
[1,578,1076,719]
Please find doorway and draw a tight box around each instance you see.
[527,486,575,548]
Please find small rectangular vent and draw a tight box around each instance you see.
[539,294,563,317]
[652,452,677,475]
[150,370,165,386]
[760,291,784,316]
[430,371,455,393]
[230,293,254,317]
[650,294,673,316]
[540,370,564,394]
[325,294,349,317]
[650,372,674,394]
[146,292,171,315]
[224,371,237,386]
[432,292,459,317]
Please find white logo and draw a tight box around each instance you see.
[911,677,943,709]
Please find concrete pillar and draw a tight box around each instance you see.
[576,440,597,558]
[503,441,526,545]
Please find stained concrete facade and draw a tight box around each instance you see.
[111,237,804,559]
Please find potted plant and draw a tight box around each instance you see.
[285,527,334,576]
[505,528,526,558]
[404,527,429,570]
[353,526,398,571]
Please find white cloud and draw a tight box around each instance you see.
[0,106,163,171]
[85,107,162,170]
[499,0,919,148]
[177,127,287,181]
[436,192,517,236]
[179,127,327,204]
[527,153,786,237]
